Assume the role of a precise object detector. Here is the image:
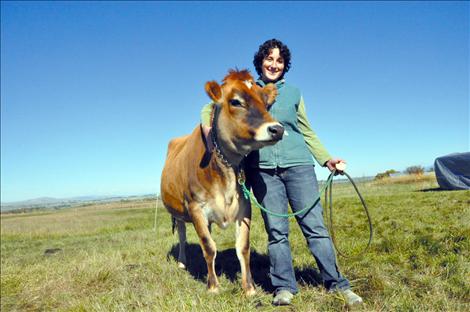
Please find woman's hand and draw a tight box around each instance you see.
[325,159,347,173]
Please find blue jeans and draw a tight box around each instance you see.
[248,165,350,294]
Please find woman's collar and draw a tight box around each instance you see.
[257,78,285,88]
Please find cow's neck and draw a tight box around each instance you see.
[212,127,244,170]
[211,106,245,171]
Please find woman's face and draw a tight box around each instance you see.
[261,47,285,82]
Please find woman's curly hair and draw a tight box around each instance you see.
[253,39,291,79]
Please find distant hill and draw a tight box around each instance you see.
[1,194,157,212]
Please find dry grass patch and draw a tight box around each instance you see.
[372,172,436,185]
[1,200,155,238]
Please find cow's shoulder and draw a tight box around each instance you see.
[167,135,189,157]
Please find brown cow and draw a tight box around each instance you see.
[160,69,284,295]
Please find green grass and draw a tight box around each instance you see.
[1,177,469,311]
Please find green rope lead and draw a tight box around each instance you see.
[240,171,335,218]
[239,169,373,258]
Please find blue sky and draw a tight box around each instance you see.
[1,1,468,202]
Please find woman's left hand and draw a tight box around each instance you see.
[325,159,347,173]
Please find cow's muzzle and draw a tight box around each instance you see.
[255,122,284,142]
[267,124,284,141]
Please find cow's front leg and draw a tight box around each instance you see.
[236,204,256,296]
[189,203,219,293]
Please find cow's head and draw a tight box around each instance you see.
[205,69,284,156]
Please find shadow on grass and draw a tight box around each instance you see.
[167,243,323,292]
[418,187,444,192]
[419,187,469,192]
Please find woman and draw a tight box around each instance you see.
[200,39,363,306]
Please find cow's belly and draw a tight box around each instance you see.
[203,190,243,229]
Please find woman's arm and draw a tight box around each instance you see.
[201,101,215,137]
[297,96,332,166]
[297,96,346,171]
[201,101,215,127]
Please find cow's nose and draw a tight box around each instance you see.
[268,124,284,140]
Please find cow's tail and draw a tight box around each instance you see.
[171,216,176,234]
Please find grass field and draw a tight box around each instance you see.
[1,174,469,311]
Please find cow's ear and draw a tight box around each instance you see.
[205,81,222,102]
[262,83,277,106]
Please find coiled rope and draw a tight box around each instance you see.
[239,169,373,258]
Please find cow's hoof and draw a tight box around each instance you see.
[208,287,219,294]
[245,287,256,296]
[177,262,186,269]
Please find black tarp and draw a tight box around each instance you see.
[434,152,470,190]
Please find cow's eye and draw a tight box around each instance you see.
[229,99,242,107]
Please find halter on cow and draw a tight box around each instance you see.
[160,69,284,295]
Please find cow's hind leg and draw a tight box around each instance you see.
[176,220,187,269]
[189,204,219,292]
[236,213,256,296]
